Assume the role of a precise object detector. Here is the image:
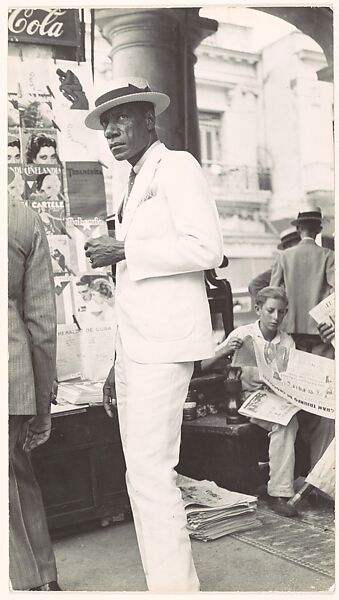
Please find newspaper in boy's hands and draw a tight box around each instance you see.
[238,388,299,426]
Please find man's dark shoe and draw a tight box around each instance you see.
[268,495,298,518]
[30,581,61,591]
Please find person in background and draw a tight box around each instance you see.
[76,275,93,304]
[270,209,335,470]
[248,227,301,304]
[25,133,60,165]
[88,278,116,322]
[8,137,21,163]
[39,172,65,202]
[83,77,223,592]
[288,319,335,509]
[8,192,61,591]
[201,286,299,518]
[7,171,25,204]
[8,98,20,127]
[51,248,75,276]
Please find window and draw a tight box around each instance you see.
[199,112,222,164]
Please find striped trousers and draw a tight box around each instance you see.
[9,415,57,590]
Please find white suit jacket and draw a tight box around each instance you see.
[114,142,224,363]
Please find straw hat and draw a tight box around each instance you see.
[85,77,170,130]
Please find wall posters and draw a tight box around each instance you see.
[8,55,115,383]
[66,162,107,219]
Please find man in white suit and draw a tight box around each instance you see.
[84,77,223,592]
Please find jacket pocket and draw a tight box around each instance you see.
[135,274,196,342]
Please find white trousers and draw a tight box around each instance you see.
[114,333,200,592]
[251,414,299,497]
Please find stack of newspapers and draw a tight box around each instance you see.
[177,475,260,541]
[57,381,104,406]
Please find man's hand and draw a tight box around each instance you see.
[318,321,335,345]
[56,68,89,110]
[221,337,243,356]
[21,414,52,452]
[103,366,117,419]
[84,236,125,268]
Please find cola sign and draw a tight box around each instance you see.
[8,9,80,47]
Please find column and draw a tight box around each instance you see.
[94,7,217,161]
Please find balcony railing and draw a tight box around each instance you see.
[202,162,272,194]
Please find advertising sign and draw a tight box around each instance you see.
[8,8,81,47]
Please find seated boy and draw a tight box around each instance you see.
[202,286,299,518]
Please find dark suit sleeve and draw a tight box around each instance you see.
[23,215,57,414]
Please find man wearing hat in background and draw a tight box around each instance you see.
[270,209,334,357]
[83,77,223,592]
[248,227,301,304]
[270,208,335,469]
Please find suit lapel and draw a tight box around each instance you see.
[120,143,166,240]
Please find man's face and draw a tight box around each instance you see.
[8,144,20,163]
[78,284,91,302]
[255,298,287,336]
[100,103,152,165]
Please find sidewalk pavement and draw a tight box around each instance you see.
[52,497,334,593]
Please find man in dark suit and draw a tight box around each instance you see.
[248,227,301,304]
[8,191,61,591]
[270,209,334,357]
[270,209,334,468]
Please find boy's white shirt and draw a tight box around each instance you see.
[216,319,295,354]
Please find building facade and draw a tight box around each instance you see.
[90,10,334,291]
[195,21,334,289]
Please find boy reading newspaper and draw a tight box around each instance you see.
[202,286,299,518]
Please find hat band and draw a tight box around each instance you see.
[296,211,322,220]
[95,84,151,108]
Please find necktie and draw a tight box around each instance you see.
[118,168,136,223]
[127,168,137,197]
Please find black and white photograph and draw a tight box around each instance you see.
[22,129,61,164]
[7,164,24,204]
[6,2,335,597]
[7,133,21,163]
[72,273,115,325]
[48,235,75,276]
[24,165,68,235]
